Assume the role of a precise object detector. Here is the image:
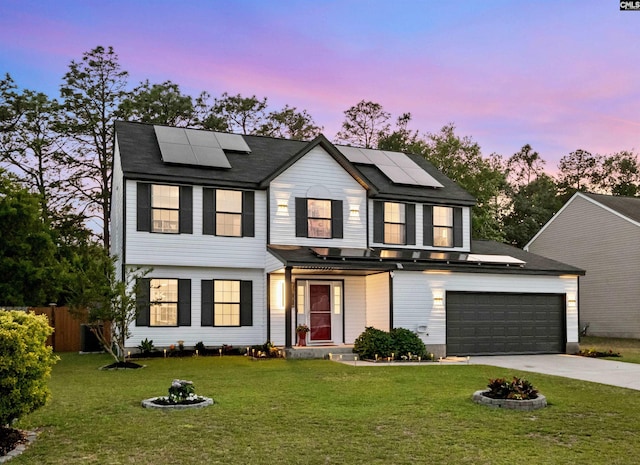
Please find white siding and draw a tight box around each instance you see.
[110,140,125,280]
[527,194,640,338]
[365,272,390,331]
[344,276,367,343]
[369,200,471,251]
[269,146,367,248]
[269,274,287,346]
[126,266,265,348]
[125,182,267,268]
[265,251,284,273]
[392,271,579,346]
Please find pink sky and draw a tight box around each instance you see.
[1,0,639,170]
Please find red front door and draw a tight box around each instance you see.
[309,284,331,341]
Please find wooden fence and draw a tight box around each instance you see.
[29,306,109,352]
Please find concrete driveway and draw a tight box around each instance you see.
[469,354,640,391]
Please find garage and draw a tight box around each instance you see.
[446,292,565,355]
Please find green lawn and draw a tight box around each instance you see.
[581,336,640,364]
[13,353,640,465]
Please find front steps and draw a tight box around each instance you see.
[284,345,354,359]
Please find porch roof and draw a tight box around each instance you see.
[267,241,585,276]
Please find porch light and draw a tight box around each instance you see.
[433,291,444,304]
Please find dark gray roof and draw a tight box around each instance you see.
[581,192,640,224]
[115,121,475,205]
[267,240,584,276]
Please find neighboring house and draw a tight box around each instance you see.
[111,121,583,357]
[526,192,640,339]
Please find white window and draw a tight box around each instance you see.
[216,190,242,237]
[433,206,453,247]
[151,185,179,233]
[214,280,240,326]
[150,279,178,326]
[307,199,332,238]
[384,202,406,245]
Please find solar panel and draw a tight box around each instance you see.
[155,126,250,168]
[466,254,526,265]
[336,145,443,188]
[185,129,221,148]
[215,132,251,152]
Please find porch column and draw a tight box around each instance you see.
[284,266,293,348]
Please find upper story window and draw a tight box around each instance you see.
[135,278,191,327]
[424,205,463,248]
[203,188,254,237]
[295,198,343,239]
[136,183,193,234]
[307,199,332,238]
[433,206,453,247]
[373,201,415,245]
[151,185,179,233]
[384,202,406,245]
[216,190,242,237]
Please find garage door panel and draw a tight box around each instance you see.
[447,292,565,355]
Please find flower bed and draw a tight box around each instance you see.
[141,379,214,410]
[473,376,547,411]
[472,390,547,411]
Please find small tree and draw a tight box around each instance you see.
[0,310,59,426]
[68,250,149,363]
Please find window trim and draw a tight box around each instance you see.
[213,279,241,327]
[307,198,332,239]
[215,189,243,238]
[149,278,179,327]
[136,183,192,234]
[151,185,180,234]
[423,205,463,248]
[433,206,454,248]
[136,278,191,327]
[201,279,253,327]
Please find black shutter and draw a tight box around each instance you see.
[373,201,384,243]
[240,280,253,326]
[405,203,415,245]
[453,207,463,248]
[242,191,255,237]
[423,205,433,246]
[179,186,192,234]
[135,278,151,326]
[136,183,151,232]
[201,280,213,326]
[295,197,308,237]
[177,279,191,326]
[331,200,343,239]
[202,188,215,235]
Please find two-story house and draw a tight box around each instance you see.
[111,121,583,357]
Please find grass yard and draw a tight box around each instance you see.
[581,336,640,364]
[12,353,640,465]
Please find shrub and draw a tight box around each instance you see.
[137,338,155,354]
[0,310,59,425]
[486,376,538,400]
[390,328,427,359]
[577,348,621,358]
[353,327,393,360]
[194,341,206,352]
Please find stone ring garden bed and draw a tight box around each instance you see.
[141,396,214,410]
[472,390,547,411]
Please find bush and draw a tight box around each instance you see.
[137,338,155,355]
[486,376,538,400]
[353,327,393,360]
[390,328,427,359]
[0,310,59,425]
[577,348,621,358]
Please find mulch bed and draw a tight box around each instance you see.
[0,426,27,457]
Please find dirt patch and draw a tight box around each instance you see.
[0,426,27,457]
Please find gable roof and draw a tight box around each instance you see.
[525,191,640,249]
[115,120,475,205]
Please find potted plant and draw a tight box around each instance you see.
[296,324,310,346]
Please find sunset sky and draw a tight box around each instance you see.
[1,0,639,170]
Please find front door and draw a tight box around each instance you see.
[309,284,331,341]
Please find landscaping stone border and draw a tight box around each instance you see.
[0,429,38,464]
[141,397,214,410]
[472,390,547,411]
